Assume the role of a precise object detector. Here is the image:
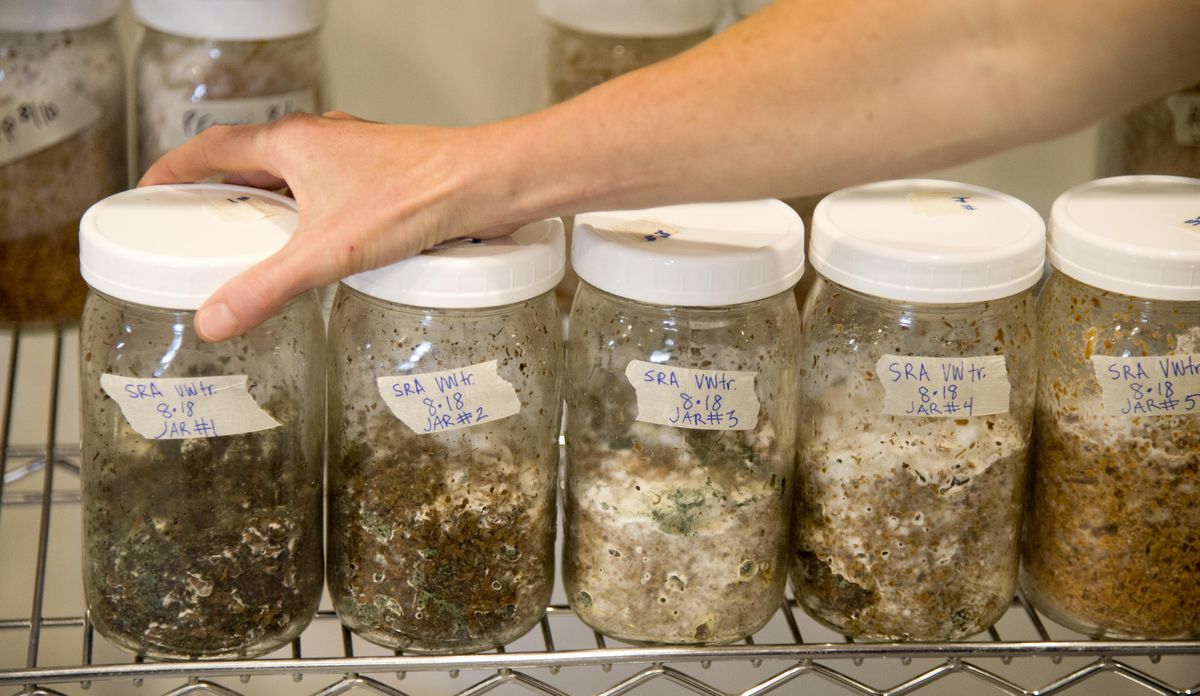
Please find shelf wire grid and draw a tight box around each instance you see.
[1,326,1198,696]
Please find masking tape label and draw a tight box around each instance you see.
[100,374,281,440]
[875,355,1010,417]
[624,360,759,431]
[377,360,521,434]
[1091,353,1200,416]
[0,90,104,167]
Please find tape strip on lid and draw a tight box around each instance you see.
[79,184,298,310]
[572,199,805,307]
[0,0,120,32]
[132,0,325,41]
[1048,175,1200,301]
[537,0,722,37]
[809,179,1046,304]
[343,219,566,309]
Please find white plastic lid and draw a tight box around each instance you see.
[810,179,1045,304]
[0,0,120,32]
[80,184,298,310]
[572,200,804,307]
[132,0,325,40]
[343,219,566,309]
[537,0,721,37]
[1048,175,1200,301]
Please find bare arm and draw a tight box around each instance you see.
[141,0,1200,341]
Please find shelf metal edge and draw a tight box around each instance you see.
[3,641,1200,687]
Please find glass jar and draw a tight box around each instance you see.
[0,0,125,325]
[328,224,565,654]
[565,201,804,645]
[78,184,324,659]
[1097,84,1200,179]
[133,0,324,175]
[538,0,721,317]
[1023,175,1200,639]
[793,180,1045,641]
[540,0,719,104]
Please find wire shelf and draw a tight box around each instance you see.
[2,326,1198,696]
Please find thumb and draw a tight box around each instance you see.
[194,242,323,343]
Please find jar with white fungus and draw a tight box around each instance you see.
[79,185,325,659]
[0,0,125,325]
[565,201,804,645]
[1097,84,1200,179]
[328,224,565,654]
[539,0,721,316]
[1023,175,1200,639]
[793,180,1044,641]
[133,0,324,175]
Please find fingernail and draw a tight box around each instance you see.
[197,302,238,341]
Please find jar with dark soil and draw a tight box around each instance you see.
[565,201,804,645]
[1097,83,1200,179]
[133,0,323,175]
[538,0,720,317]
[793,180,1045,641]
[79,184,324,659]
[0,3,125,325]
[327,222,565,654]
[1023,175,1200,639]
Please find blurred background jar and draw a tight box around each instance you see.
[793,180,1045,641]
[0,0,125,326]
[538,0,722,318]
[328,224,565,654]
[78,184,325,659]
[1023,175,1200,639]
[1097,83,1200,179]
[564,200,804,645]
[132,0,325,176]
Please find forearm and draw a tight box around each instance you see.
[486,0,1200,224]
[138,0,1200,341]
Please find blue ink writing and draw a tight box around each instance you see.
[644,370,681,387]
[1099,355,1200,415]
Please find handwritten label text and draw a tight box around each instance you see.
[875,355,1010,417]
[99,374,281,440]
[0,90,103,167]
[1091,353,1200,416]
[156,88,317,152]
[376,360,520,434]
[624,360,759,431]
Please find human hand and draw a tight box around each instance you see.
[140,112,520,342]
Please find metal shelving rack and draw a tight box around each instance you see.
[2,326,1198,696]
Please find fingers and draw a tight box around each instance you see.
[224,170,289,190]
[139,120,279,186]
[193,239,327,342]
